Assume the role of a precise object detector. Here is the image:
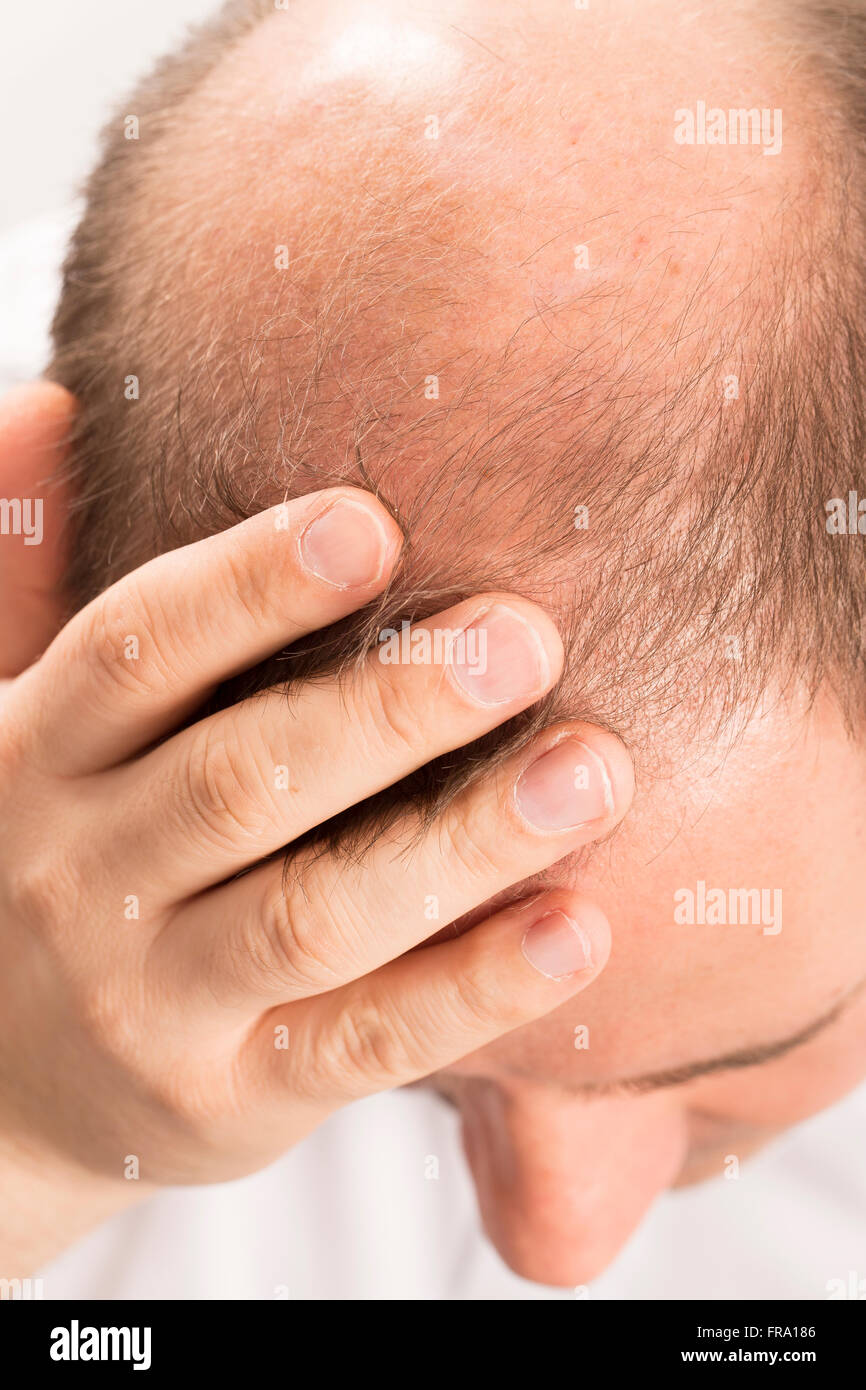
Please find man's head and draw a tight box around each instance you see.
[13,0,866,1282]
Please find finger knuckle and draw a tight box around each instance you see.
[182,719,274,851]
[85,581,181,703]
[358,664,425,761]
[325,999,417,1092]
[143,1059,241,1138]
[75,974,140,1057]
[5,847,80,942]
[249,871,344,994]
[440,803,504,885]
[222,547,275,630]
[451,960,527,1033]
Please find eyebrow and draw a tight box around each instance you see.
[576,987,863,1097]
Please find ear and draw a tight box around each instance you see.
[0,381,77,676]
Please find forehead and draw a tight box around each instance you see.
[455,688,866,1095]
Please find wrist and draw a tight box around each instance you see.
[0,1130,151,1279]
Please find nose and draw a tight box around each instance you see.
[458,1078,688,1287]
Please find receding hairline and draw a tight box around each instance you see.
[46,0,866,773]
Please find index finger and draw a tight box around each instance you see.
[10,488,403,776]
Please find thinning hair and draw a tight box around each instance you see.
[46,0,866,848]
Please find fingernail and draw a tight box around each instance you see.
[515,739,613,831]
[300,498,395,588]
[448,604,550,706]
[522,910,593,979]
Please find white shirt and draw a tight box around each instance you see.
[36,1087,866,1300]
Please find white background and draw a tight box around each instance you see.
[0,0,218,233]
